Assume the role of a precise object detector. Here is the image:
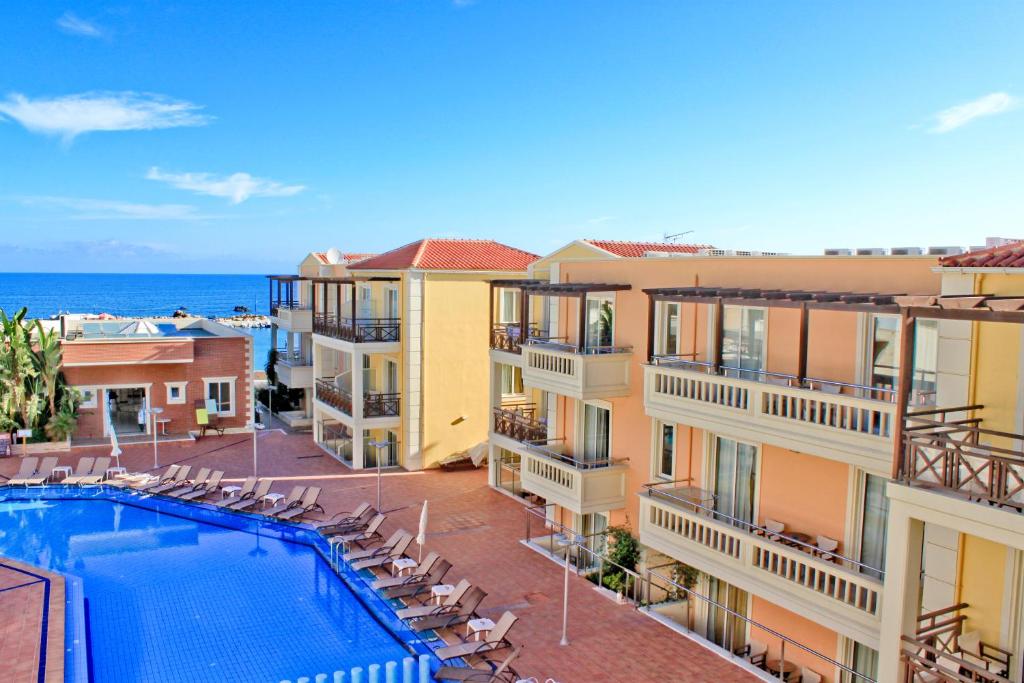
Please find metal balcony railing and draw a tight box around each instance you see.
[313,314,400,343]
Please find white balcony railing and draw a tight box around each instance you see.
[644,362,896,472]
[271,306,313,332]
[522,341,632,400]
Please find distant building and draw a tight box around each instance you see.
[59,317,253,440]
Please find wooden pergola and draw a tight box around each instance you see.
[309,276,401,325]
[518,282,632,352]
[266,274,309,312]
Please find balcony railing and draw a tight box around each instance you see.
[315,378,353,414]
[490,324,543,354]
[492,406,547,444]
[363,392,400,418]
[901,405,1024,512]
[523,340,632,399]
[313,314,400,343]
[274,348,310,366]
[315,379,400,419]
[270,301,310,316]
[901,604,1013,683]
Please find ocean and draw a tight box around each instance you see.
[0,272,272,369]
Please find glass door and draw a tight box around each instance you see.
[659,302,680,356]
[867,316,939,403]
[712,437,757,527]
[858,474,889,579]
[585,295,614,350]
[384,360,398,394]
[384,287,399,320]
[581,403,610,464]
[703,578,748,651]
[721,306,766,379]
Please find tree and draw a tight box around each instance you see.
[33,322,63,417]
[265,348,278,386]
[0,307,38,430]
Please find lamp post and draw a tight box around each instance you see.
[556,532,583,647]
[148,406,164,469]
[367,439,392,511]
[250,405,265,477]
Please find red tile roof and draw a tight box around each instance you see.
[348,239,539,271]
[940,241,1024,268]
[312,251,377,265]
[582,239,714,257]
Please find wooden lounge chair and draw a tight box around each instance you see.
[372,551,442,589]
[214,476,257,507]
[77,457,113,485]
[344,530,408,563]
[312,501,371,529]
[409,588,487,633]
[434,645,522,683]
[61,457,95,485]
[229,478,274,511]
[351,533,415,571]
[330,513,385,548]
[433,612,518,662]
[315,505,376,534]
[276,486,324,520]
[7,457,39,485]
[164,468,210,497]
[23,457,59,485]
[381,558,452,599]
[135,464,181,491]
[261,485,306,516]
[397,579,472,620]
[146,465,193,494]
[175,470,223,499]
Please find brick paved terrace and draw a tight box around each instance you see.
[0,430,757,683]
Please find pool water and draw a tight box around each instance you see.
[0,490,415,682]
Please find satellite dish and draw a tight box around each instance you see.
[325,247,343,264]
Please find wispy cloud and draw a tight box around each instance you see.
[13,195,206,221]
[56,11,106,38]
[0,91,211,142]
[929,92,1017,133]
[146,167,305,204]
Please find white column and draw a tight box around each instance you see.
[487,442,499,487]
[352,349,364,421]
[352,426,365,470]
[404,272,425,471]
[878,495,925,683]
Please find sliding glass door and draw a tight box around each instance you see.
[585,295,614,350]
[712,437,757,527]
[721,306,765,379]
[858,474,889,579]
[581,403,610,464]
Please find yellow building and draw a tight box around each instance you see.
[879,241,1024,683]
[302,238,537,470]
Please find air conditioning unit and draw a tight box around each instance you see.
[927,246,964,256]
[855,248,887,256]
[824,248,852,256]
[698,249,732,256]
[890,247,924,256]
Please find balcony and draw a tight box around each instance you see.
[522,341,632,400]
[638,483,883,645]
[271,304,313,332]
[900,604,1013,683]
[313,314,400,345]
[314,378,400,424]
[489,323,544,356]
[274,349,313,389]
[490,406,627,514]
[900,406,1024,514]
[643,359,897,473]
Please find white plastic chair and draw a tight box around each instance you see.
[814,535,839,561]
[801,667,822,683]
[763,519,785,541]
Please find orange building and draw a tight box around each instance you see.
[487,242,948,681]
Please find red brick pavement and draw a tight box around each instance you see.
[1,431,757,683]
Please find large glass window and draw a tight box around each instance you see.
[499,289,519,324]
[582,403,610,463]
[585,296,614,350]
[868,316,938,403]
[362,355,374,392]
[658,423,675,479]
[500,364,523,395]
[713,437,757,526]
[846,643,879,683]
[384,287,399,319]
[859,474,889,579]
[704,578,748,652]
[206,380,233,415]
[722,306,766,379]
[660,302,680,356]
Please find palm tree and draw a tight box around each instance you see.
[34,321,63,418]
[0,308,38,430]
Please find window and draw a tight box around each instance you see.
[166,382,187,405]
[585,295,614,350]
[358,285,372,318]
[858,474,889,579]
[500,364,524,395]
[845,643,879,683]
[722,306,766,379]
[204,378,235,416]
[362,355,374,392]
[657,422,675,479]
[499,288,520,324]
[76,387,97,408]
[712,437,757,526]
[659,302,680,356]
[581,403,610,463]
[384,287,399,319]
[867,315,938,403]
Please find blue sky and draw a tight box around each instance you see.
[0,2,1021,273]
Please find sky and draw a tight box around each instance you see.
[0,1,1021,274]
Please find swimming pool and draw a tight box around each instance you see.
[0,488,428,682]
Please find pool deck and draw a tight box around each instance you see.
[0,558,65,683]
[0,431,757,683]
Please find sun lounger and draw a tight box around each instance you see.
[77,457,114,485]
[261,485,306,516]
[134,464,181,491]
[433,612,518,662]
[61,457,95,485]
[344,530,408,563]
[23,457,59,486]
[409,588,487,633]
[174,470,222,499]
[434,645,522,683]
[397,579,472,620]
[214,476,257,507]
[6,457,39,485]
[311,502,371,529]
[146,465,193,494]
[316,505,376,535]
[329,513,386,548]
[373,552,442,590]
[276,486,324,521]
[351,533,415,571]
[229,478,274,511]
[163,467,210,497]
[381,558,452,599]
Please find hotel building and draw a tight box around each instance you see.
[487,241,1024,681]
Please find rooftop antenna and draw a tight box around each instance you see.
[664,230,694,243]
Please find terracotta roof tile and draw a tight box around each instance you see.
[313,251,377,265]
[348,239,538,271]
[940,241,1024,268]
[582,239,714,257]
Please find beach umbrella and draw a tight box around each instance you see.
[106,400,122,468]
[416,500,429,562]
